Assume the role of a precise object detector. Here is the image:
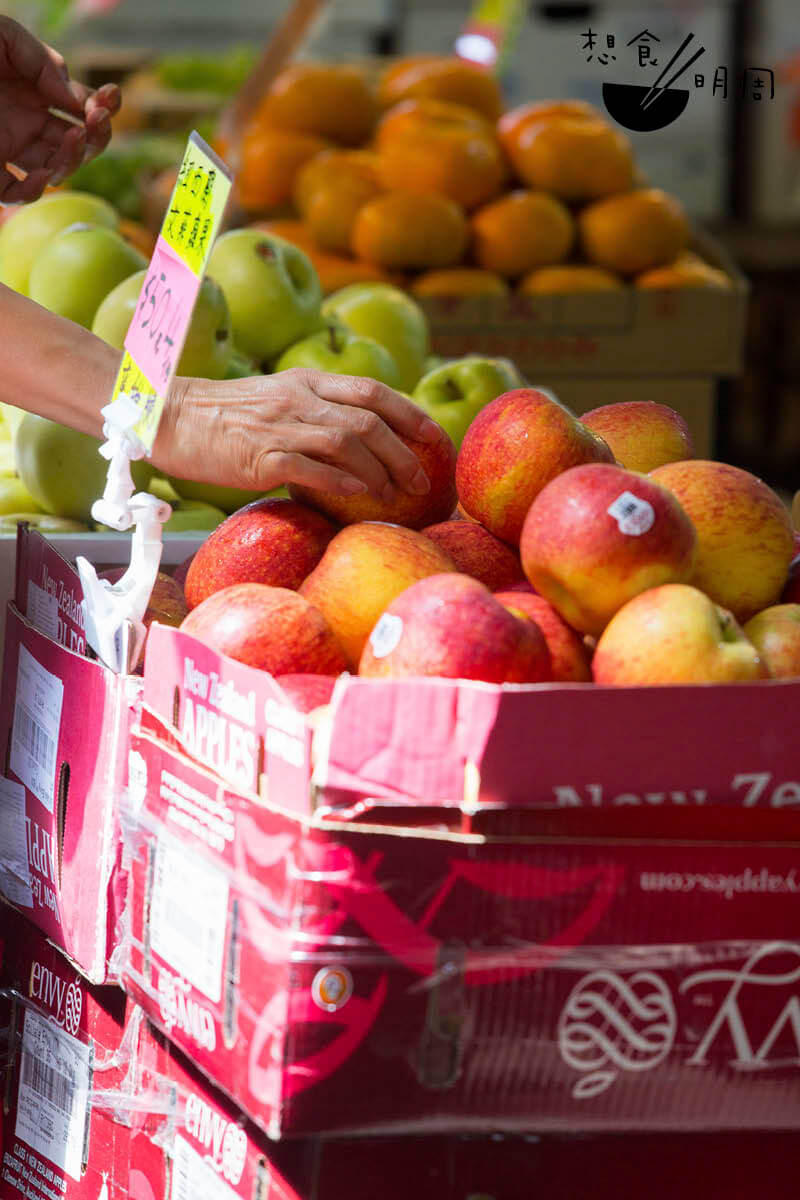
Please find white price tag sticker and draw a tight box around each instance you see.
[0,776,33,908]
[172,1134,240,1200]
[26,581,60,642]
[15,1008,91,1181]
[606,491,656,536]
[150,835,229,1003]
[369,612,404,659]
[10,645,63,812]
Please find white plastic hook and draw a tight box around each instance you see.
[76,394,171,674]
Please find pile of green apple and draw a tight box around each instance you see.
[0,193,526,533]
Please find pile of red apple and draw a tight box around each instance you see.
[150,389,800,705]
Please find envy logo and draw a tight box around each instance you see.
[558,942,800,1099]
[157,967,216,1051]
[29,960,82,1035]
[185,1093,247,1184]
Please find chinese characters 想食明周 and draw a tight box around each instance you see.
[581,28,775,101]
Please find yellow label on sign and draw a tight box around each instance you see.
[162,134,233,277]
[109,352,164,448]
[108,131,233,452]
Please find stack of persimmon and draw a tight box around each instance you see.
[231,57,732,297]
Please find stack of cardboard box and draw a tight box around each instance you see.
[1,525,800,1198]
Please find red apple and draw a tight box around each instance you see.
[650,460,795,622]
[289,429,457,530]
[743,604,800,678]
[184,497,338,609]
[593,584,769,685]
[299,522,455,668]
[358,573,552,683]
[172,553,195,593]
[456,388,615,545]
[275,674,338,711]
[421,519,525,590]
[520,462,697,635]
[581,401,695,473]
[495,590,591,682]
[180,583,347,675]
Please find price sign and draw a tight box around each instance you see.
[108,132,233,452]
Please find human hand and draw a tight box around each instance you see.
[0,16,120,203]
[157,369,446,502]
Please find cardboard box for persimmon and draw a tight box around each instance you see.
[140,622,800,825]
[418,231,747,459]
[0,527,205,983]
[0,915,131,1200]
[119,707,800,1140]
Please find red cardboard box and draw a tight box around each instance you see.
[0,529,203,983]
[0,916,131,1199]
[119,710,800,1140]
[141,622,800,823]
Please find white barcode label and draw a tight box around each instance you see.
[15,1008,90,1180]
[369,612,404,658]
[27,580,60,641]
[10,645,63,812]
[150,836,229,1003]
[606,491,656,536]
[0,776,33,908]
[172,1135,239,1200]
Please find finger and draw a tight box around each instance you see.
[82,106,113,162]
[266,421,395,502]
[6,20,83,114]
[1,166,50,203]
[46,124,87,184]
[312,402,432,500]
[86,82,121,117]
[258,451,368,498]
[311,372,444,444]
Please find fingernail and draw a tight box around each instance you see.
[340,478,367,496]
[409,469,431,495]
[381,482,397,504]
[418,418,442,442]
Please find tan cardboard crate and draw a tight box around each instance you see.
[418,231,747,458]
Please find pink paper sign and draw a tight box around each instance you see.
[124,236,202,393]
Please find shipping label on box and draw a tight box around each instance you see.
[120,718,800,1139]
[0,603,137,983]
[0,918,131,1200]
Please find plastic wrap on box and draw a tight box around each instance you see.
[116,713,800,1140]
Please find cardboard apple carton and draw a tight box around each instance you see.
[417,230,747,459]
[0,913,132,1200]
[0,527,204,983]
[140,621,800,826]
[119,703,800,1139]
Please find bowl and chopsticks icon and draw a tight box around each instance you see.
[603,34,706,132]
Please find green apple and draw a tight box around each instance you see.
[321,283,429,393]
[147,473,182,504]
[274,322,401,388]
[0,513,90,534]
[166,476,270,515]
[0,476,44,515]
[225,347,259,379]
[412,354,526,447]
[0,190,118,295]
[0,440,15,477]
[93,272,234,379]
[29,224,147,329]
[14,414,153,521]
[208,230,322,363]
[163,500,227,533]
[0,403,25,440]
